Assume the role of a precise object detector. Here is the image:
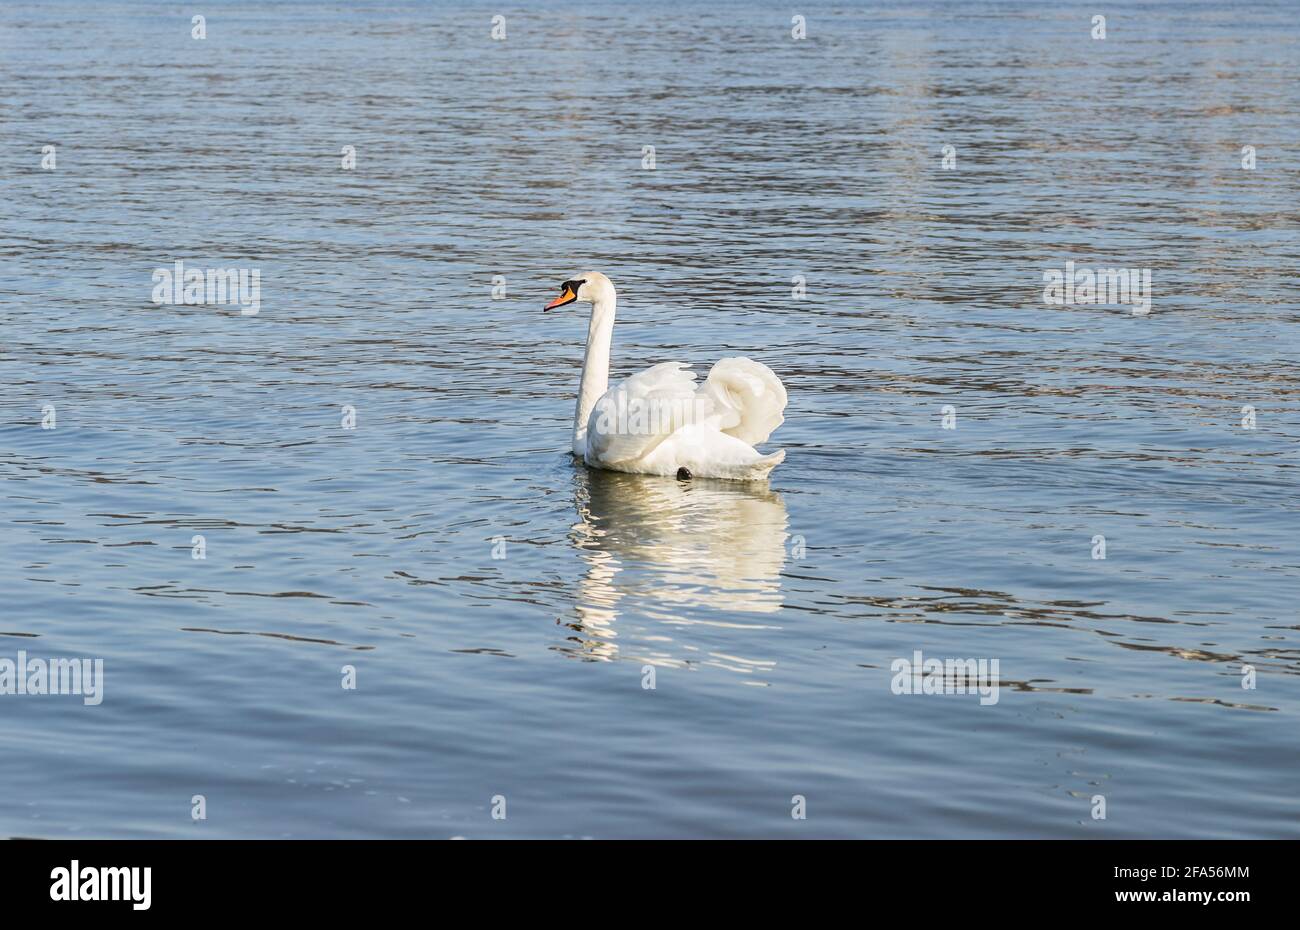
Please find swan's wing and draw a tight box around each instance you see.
[700,357,787,446]
[586,362,708,466]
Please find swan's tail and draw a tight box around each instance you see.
[741,448,785,480]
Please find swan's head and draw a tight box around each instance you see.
[544,271,614,311]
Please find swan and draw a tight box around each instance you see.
[544,272,787,481]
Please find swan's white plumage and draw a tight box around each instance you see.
[551,272,787,481]
[584,357,786,480]
[700,357,787,446]
[584,362,699,466]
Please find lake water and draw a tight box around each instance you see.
[2,0,1298,838]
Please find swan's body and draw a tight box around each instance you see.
[545,272,787,481]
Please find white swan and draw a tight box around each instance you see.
[545,272,787,480]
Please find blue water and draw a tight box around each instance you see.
[2,0,1298,838]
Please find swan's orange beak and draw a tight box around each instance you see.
[544,284,578,311]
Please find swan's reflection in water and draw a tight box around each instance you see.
[561,468,789,670]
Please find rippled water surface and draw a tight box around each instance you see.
[2,0,1299,838]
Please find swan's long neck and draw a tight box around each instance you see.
[573,293,616,454]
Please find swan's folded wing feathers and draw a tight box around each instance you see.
[585,362,702,466]
[702,357,787,446]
